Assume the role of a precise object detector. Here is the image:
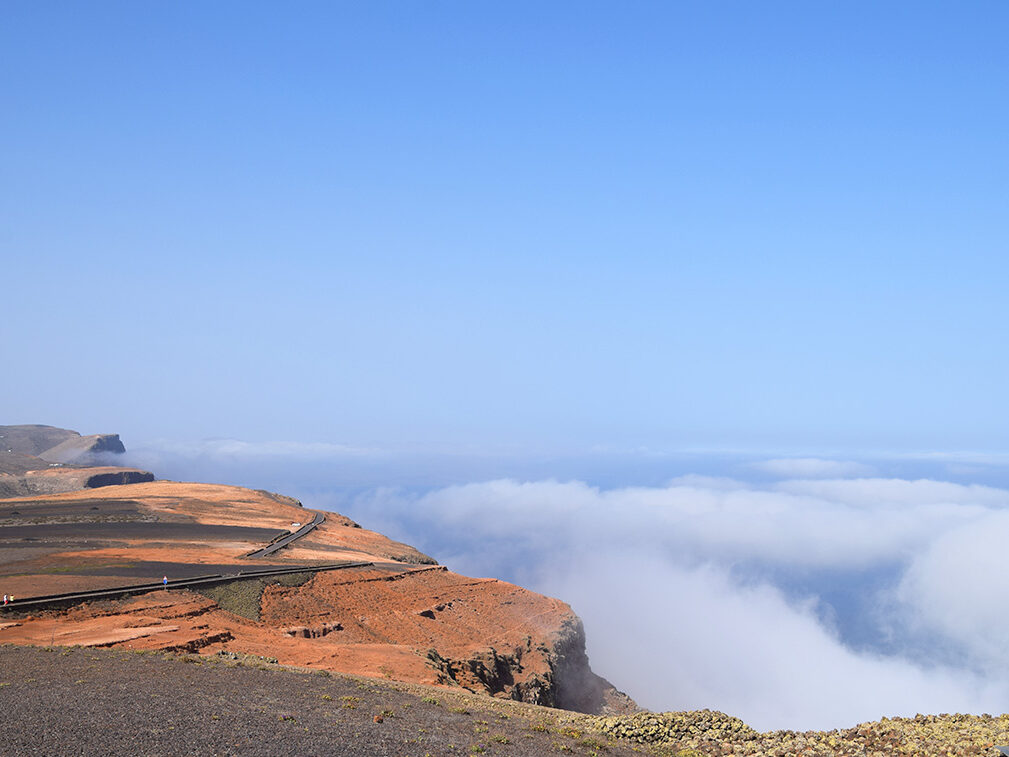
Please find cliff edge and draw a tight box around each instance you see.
[0,429,636,716]
[0,425,153,498]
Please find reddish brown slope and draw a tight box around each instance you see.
[0,480,634,714]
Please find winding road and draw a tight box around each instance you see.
[0,509,345,612]
[245,511,326,558]
[0,561,373,612]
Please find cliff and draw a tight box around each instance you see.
[0,432,636,716]
[0,425,153,499]
[1,424,126,464]
[38,432,126,463]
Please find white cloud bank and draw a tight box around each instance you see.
[339,475,1009,731]
[128,438,381,461]
[547,557,999,732]
[752,457,874,478]
[898,511,1009,672]
[124,440,1009,731]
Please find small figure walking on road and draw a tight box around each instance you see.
[3,594,7,606]
[163,575,168,590]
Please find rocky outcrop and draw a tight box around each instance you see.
[39,433,126,463]
[256,565,635,715]
[424,619,637,715]
[281,621,344,638]
[551,617,638,715]
[1,425,127,465]
[0,425,151,499]
[425,645,540,703]
[594,710,757,745]
[0,467,154,499]
[81,469,155,488]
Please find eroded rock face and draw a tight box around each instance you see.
[0,467,155,498]
[424,618,638,714]
[425,644,548,705]
[550,617,638,715]
[82,469,155,488]
[257,565,635,714]
[281,621,343,638]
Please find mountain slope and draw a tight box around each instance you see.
[0,430,635,715]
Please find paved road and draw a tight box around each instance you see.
[0,509,335,612]
[0,560,372,612]
[245,511,325,558]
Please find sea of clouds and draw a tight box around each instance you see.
[122,441,1009,731]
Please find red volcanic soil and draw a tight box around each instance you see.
[0,481,434,595]
[0,481,633,714]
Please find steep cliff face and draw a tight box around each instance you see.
[0,477,635,715]
[255,564,636,714]
[1,425,127,464]
[38,433,126,463]
[550,617,638,715]
[0,426,636,715]
[425,617,637,714]
[0,467,154,498]
[81,468,155,488]
[0,425,152,499]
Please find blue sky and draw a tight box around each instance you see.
[8,5,1009,728]
[4,2,1008,453]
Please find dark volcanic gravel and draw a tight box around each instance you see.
[0,522,281,543]
[0,645,640,757]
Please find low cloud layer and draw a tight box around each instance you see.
[121,440,1009,731]
[358,476,1004,573]
[752,457,874,478]
[545,557,998,731]
[335,476,1009,730]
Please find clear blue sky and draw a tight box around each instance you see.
[3,2,1007,453]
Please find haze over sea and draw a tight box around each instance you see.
[108,443,1009,731]
[5,1,1009,732]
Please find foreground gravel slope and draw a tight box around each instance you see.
[0,645,637,757]
[4,644,1007,756]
